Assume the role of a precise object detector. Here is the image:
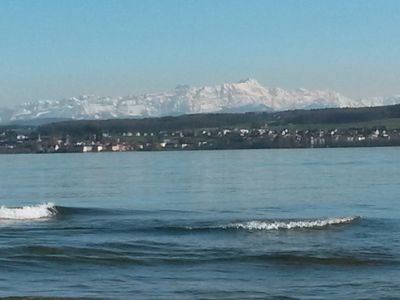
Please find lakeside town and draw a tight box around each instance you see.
[1,124,399,154]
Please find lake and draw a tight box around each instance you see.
[0,148,399,299]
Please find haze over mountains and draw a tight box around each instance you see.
[1,78,400,123]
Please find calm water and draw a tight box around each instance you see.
[0,148,399,299]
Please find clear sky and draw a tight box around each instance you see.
[1,0,400,106]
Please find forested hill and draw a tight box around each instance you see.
[38,104,400,136]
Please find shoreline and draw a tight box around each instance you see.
[1,143,399,155]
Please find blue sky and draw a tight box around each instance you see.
[1,0,400,106]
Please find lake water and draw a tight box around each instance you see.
[0,148,399,299]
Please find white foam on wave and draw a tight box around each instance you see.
[220,216,359,231]
[0,203,57,220]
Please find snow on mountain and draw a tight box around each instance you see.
[356,95,400,107]
[0,79,399,123]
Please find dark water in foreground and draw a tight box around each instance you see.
[0,148,399,299]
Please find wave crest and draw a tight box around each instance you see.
[0,203,57,220]
[219,216,359,231]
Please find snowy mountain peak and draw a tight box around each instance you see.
[1,79,399,123]
[175,84,191,91]
[237,78,261,85]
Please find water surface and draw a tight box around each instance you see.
[0,148,399,299]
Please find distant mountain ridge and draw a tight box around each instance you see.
[1,78,400,123]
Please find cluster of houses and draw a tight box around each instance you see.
[1,126,399,154]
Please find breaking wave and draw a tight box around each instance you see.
[181,216,360,232]
[0,203,360,232]
[0,203,58,220]
[217,216,359,231]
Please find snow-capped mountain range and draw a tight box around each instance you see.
[1,78,399,123]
